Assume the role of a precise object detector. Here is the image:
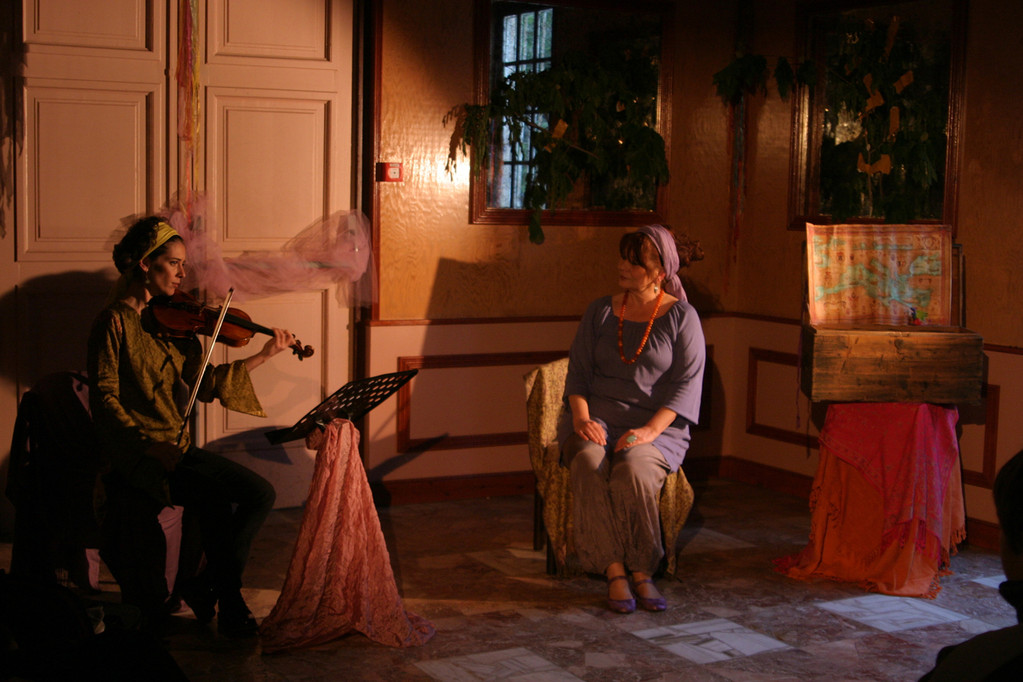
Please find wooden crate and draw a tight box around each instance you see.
[801,323,984,403]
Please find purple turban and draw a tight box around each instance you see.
[637,224,686,302]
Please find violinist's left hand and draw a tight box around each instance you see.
[245,328,297,371]
[263,327,297,358]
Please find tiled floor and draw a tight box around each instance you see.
[3,479,1013,681]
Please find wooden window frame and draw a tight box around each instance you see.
[469,0,675,228]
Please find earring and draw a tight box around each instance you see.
[653,283,659,294]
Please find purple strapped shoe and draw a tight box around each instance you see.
[606,575,636,614]
[634,578,667,612]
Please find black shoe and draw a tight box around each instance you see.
[216,589,258,638]
[217,610,258,638]
[177,580,216,624]
[165,593,183,614]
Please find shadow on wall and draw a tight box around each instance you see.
[677,350,725,550]
[678,245,725,471]
[422,235,619,320]
[0,270,113,537]
[689,351,725,468]
[683,276,724,314]
[0,270,114,388]
[202,431,298,467]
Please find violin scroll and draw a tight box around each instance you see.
[292,342,315,360]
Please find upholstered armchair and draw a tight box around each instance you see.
[524,357,695,577]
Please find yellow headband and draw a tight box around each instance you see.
[139,221,181,263]
[105,222,182,306]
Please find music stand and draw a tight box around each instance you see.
[264,369,418,445]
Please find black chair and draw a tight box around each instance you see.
[7,371,105,591]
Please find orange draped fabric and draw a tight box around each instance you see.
[259,419,435,652]
[776,403,966,598]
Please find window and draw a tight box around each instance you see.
[492,6,553,209]
[470,0,673,228]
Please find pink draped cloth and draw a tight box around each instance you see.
[819,402,960,557]
[161,197,376,307]
[776,403,966,597]
[259,419,434,652]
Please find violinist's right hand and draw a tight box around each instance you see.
[147,441,183,472]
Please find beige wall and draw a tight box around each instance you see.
[956,0,1023,345]
[373,0,739,321]
[664,0,742,314]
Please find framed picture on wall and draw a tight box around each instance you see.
[787,0,967,234]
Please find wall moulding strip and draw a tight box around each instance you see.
[395,350,568,453]
[369,471,535,507]
[745,347,817,449]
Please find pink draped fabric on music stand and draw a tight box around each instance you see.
[259,419,434,652]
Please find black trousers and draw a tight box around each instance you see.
[102,446,275,619]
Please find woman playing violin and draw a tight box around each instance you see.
[87,216,295,636]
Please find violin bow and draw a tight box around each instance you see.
[176,287,235,448]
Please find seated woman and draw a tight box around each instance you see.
[558,224,705,613]
[88,216,296,636]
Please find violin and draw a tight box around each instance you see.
[147,290,314,360]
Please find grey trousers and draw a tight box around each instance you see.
[563,433,669,575]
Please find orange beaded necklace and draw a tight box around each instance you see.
[617,287,665,365]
